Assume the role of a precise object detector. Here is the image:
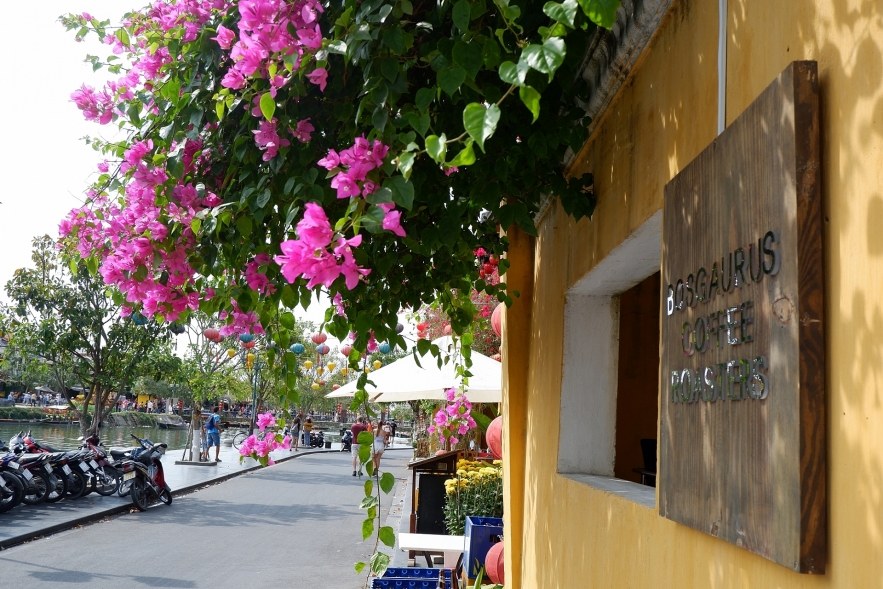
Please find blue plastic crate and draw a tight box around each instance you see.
[463,516,504,578]
[383,568,452,580]
[371,579,451,589]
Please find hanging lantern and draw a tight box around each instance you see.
[364,366,371,374]
[379,342,392,354]
[318,380,326,386]
[491,353,502,362]
[311,332,327,344]
[395,323,404,333]
[303,360,313,370]
[169,323,186,335]
[311,383,320,390]
[327,362,336,372]
[491,304,503,338]
[416,322,427,332]
[341,367,349,376]
[317,366,325,375]
[133,313,148,326]
[373,360,382,370]
[227,349,236,358]
[290,343,305,354]
[332,384,340,390]
[239,333,255,343]
[243,340,256,349]
[443,324,452,336]
[340,345,352,357]
[317,343,330,355]
[246,353,256,362]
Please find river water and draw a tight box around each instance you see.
[0,423,196,451]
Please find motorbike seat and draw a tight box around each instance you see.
[16,454,47,466]
[110,449,131,460]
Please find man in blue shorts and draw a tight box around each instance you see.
[202,406,222,462]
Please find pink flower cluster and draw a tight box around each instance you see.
[275,203,370,290]
[218,0,327,93]
[427,388,476,446]
[218,300,266,337]
[244,253,275,294]
[239,412,291,465]
[59,137,216,322]
[317,139,406,237]
[252,118,290,161]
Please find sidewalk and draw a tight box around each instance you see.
[0,443,334,550]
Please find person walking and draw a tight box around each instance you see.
[351,416,368,477]
[372,420,389,471]
[292,411,303,451]
[201,406,222,462]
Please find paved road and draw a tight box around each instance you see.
[0,451,410,589]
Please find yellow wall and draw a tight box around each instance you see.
[507,0,883,587]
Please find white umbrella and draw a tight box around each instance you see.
[325,337,501,403]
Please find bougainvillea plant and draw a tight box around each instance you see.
[238,411,293,465]
[59,0,619,579]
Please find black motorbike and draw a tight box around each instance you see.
[127,434,172,511]
[309,430,325,448]
[340,429,352,452]
[0,438,52,505]
[5,434,65,504]
[13,432,93,500]
[81,434,124,496]
[0,452,25,513]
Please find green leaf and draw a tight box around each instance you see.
[438,65,467,96]
[386,176,415,210]
[360,495,379,509]
[380,471,396,493]
[326,39,347,54]
[256,189,271,209]
[415,87,435,112]
[190,218,202,235]
[367,187,393,205]
[364,479,374,496]
[379,526,396,548]
[425,134,447,164]
[408,112,430,137]
[448,139,476,166]
[522,38,566,76]
[452,41,483,80]
[362,518,375,540]
[369,552,391,576]
[259,92,275,121]
[215,101,224,122]
[397,152,416,179]
[452,0,472,31]
[482,39,502,68]
[359,442,372,464]
[470,408,494,432]
[354,562,366,574]
[372,106,389,132]
[401,0,414,13]
[280,311,295,330]
[463,103,501,152]
[498,60,529,85]
[579,0,620,28]
[380,57,399,82]
[382,27,405,54]
[519,85,541,122]
[357,431,374,445]
[543,0,578,27]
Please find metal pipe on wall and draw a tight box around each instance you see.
[718,0,727,134]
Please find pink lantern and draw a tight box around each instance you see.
[340,345,352,357]
[242,340,256,349]
[332,384,340,390]
[487,416,503,459]
[203,327,220,342]
[491,304,502,338]
[485,543,504,584]
[443,324,452,336]
[311,332,327,344]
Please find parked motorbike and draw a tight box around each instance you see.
[127,434,172,511]
[340,429,352,452]
[0,452,25,513]
[309,430,325,448]
[13,432,93,500]
[80,434,123,496]
[6,433,65,503]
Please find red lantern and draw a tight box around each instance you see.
[340,345,352,357]
[311,332,327,344]
[242,340,256,349]
[487,416,503,459]
[491,353,502,362]
[203,327,220,342]
[485,543,504,584]
[332,384,340,390]
[416,322,427,332]
[491,304,502,338]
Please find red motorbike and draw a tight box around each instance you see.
[127,434,172,511]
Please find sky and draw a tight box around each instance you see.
[0,2,417,349]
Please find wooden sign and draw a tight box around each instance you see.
[658,62,826,573]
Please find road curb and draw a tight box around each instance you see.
[0,448,337,551]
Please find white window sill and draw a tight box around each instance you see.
[560,473,656,509]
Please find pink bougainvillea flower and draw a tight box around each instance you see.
[97,160,110,173]
[212,24,236,49]
[291,118,314,143]
[317,150,340,170]
[444,166,459,176]
[381,209,406,237]
[306,67,328,92]
[330,172,360,199]
[297,202,333,248]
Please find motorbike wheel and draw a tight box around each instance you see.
[93,466,119,496]
[45,472,68,503]
[117,478,133,497]
[21,472,50,505]
[158,484,172,506]
[0,472,24,513]
[65,470,87,499]
[130,478,150,512]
